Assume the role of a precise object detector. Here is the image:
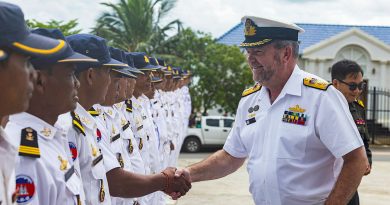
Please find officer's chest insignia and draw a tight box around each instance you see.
[111,126,116,135]
[128,139,134,154]
[15,175,35,203]
[122,120,130,131]
[139,138,144,150]
[58,155,68,171]
[282,105,308,125]
[88,107,100,117]
[99,179,105,202]
[125,100,133,112]
[355,119,366,125]
[245,105,260,125]
[71,112,86,136]
[91,144,98,157]
[40,127,52,137]
[242,84,262,97]
[303,77,330,90]
[69,142,78,161]
[19,127,40,158]
[116,153,124,168]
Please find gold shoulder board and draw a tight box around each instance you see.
[242,84,262,97]
[303,77,330,91]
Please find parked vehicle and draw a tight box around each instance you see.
[183,115,234,153]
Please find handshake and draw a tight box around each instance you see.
[160,167,191,199]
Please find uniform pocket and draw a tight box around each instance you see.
[277,123,308,159]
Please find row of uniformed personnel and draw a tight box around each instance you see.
[0,2,192,205]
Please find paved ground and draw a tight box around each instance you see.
[172,146,390,205]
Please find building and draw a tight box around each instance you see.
[217,23,390,90]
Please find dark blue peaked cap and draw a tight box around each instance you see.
[66,34,127,68]
[0,2,66,60]
[129,52,159,71]
[29,28,98,68]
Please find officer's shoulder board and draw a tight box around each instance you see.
[19,127,40,158]
[242,84,262,97]
[356,100,365,108]
[125,99,132,112]
[71,111,86,136]
[88,107,99,117]
[303,77,331,91]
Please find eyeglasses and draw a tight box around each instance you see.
[338,79,366,91]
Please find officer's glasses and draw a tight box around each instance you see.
[338,79,366,91]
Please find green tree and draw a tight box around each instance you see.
[26,19,82,36]
[93,0,181,52]
[155,28,253,114]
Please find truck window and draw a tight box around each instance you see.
[206,119,220,127]
[224,119,234,128]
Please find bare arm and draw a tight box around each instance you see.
[325,146,368,205]
[107,167,191,198]
[185,149,246,182]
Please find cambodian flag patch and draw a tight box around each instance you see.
[96,128,102,142]
[16,175,35,203]
[69,142,78,161]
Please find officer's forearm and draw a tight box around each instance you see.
[325,147,368,205]
[106,167,165,198]
[188,149,245,182]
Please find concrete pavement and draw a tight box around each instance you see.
[173,147,390,205]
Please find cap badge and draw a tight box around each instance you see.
[244,19,256,36]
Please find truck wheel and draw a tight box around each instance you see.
[184,137,201,153]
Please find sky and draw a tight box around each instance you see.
[9,0,390,38]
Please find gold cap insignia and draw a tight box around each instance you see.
[289,105,306,113]
[244,19,257,36]
[144,56,150,63]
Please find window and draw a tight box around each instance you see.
[206,119,220,127]
[224,119,234,128]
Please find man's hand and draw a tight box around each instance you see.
[168,168,192,200]
[161,167,191,197]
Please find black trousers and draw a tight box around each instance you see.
[347,192,359,205]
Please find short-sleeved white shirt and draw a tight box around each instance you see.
[223,66,363,205]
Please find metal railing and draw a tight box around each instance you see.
[366,87,390,144]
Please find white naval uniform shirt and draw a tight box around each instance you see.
[114,102,146,175]
[223,66,364,205]
[57,103,113,205]
[99,105,137,205]
[0,126,17,205]
[6,113,84,205]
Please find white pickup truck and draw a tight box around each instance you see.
[183,115,235,153]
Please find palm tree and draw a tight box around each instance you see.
[93,0,182,52]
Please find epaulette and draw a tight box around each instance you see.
[303,77,331,91]
[356,100,365,108]
[125,99,132,112]
[88,107,99,117]
[71,111,86,136]
[242,84,262,97]
[19,127,40,158]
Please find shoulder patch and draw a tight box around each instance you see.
[19,127,40,158]
[88,107,99,117]
[125,99,132,112]
[356,100,365,108]
[71,111,86,136]
[242,84,262,97]
[303,77,331,90]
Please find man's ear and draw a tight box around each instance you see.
[85,68,94,85]
[332,79,339,88]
